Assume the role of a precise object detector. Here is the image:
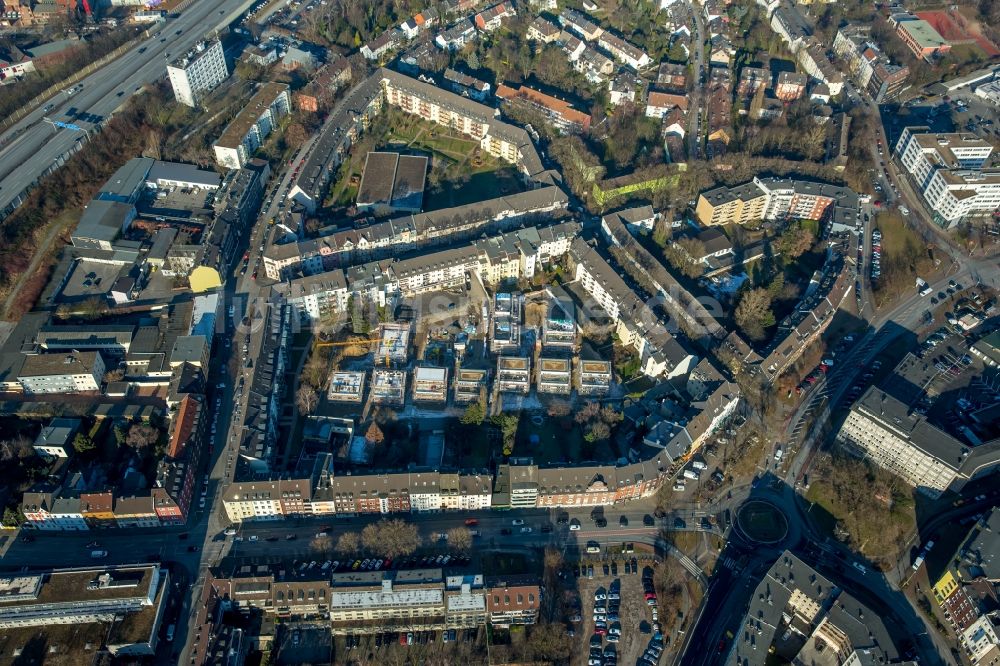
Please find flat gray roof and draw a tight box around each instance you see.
[148,161,222,189]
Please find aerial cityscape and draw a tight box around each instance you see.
[0,0,999,664]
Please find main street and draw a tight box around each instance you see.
[0,0,258,218]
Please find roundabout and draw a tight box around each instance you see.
[734,500,789,545]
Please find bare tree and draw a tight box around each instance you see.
[126,423,160,450]
[295,386,319,416]
[361,519,422,559]
[335,531,361,555]
[311,534,333,556]
[447,526,473,552]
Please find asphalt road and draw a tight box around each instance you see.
[0,0,258,218]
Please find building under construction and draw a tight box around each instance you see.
[371,368,407,404]
[412,366,448,403]
[377,322,411,364]
[327,371,366,402]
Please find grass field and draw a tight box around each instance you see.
[872,212,935,308]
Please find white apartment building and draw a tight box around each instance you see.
[18,352,105,395]
[836,388,1000,498]
[282,270,349,323]
[213,83,291,169]
[167,40,229,107]
[896,126,1000,225]
[0,565,165,629]
[961,616,1000,666]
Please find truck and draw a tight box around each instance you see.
[682,469,701,481]
[917,278,932,297]
[774,447,783,462]
[90,550,108,559]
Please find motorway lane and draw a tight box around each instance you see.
[0,0,259,217]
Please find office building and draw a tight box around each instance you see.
[895,127,1000,226]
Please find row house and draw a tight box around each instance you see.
[656,62,687,92]
[527,16,560,43]
[444,67,492,101]
[113,494,160,528]
[212,563,506,634]
[609,72,643,106]
[435,19,477,50]
[473,1,515,31]
[22,490,88,531]
[596,31,652,70]
[502,456,669,509]
[558,8,603,41]
[577,48,615,83]
[80,492,115,528]
[399,7,440,39]
[361,29,402,61]
[486,581,541,627]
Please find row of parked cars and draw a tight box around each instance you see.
[870,228,882,282]
[639,568,666,666]
[589,580,623,665]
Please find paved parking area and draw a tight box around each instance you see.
[568,554,664,665]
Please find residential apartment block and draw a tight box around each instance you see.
[695,177,859,230]
[495,83,592,133]
[454,367,488,403]
[496,356,530,394]
[213,83,291,169]
[727,552,905,664]
[836,387,1000,498]
[167,39,228,107]
[18,351,105,394]
[833,26,910,103]
[895,127,1000,226]
[931,509,1000,665]
[278,221,579,325]
[266,187,569,280]
[536,357,572,394]
[209,561,538,634]
[570,238,697,380]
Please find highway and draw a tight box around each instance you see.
[0,0,259,218]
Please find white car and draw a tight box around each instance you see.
[569,521,581,531]
[511,518,524,526]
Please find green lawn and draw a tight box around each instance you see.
[516,414,579,465]
[481,551,532,576]
[424,168,522,210]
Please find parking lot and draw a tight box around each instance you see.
[567,551,666,666]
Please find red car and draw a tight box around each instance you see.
[464,519,479,526]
